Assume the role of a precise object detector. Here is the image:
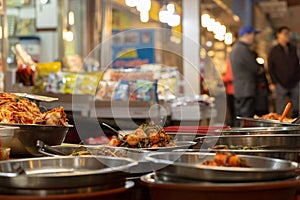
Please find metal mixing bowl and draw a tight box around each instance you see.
[0,123,72,157]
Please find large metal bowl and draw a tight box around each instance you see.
[0,123,72,157]
[0,156,136,190]
[215,126,300,135]
[145,152,298,182]
[237,116,299,127]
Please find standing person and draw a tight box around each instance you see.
[268,26,300,118]
[230,25,262,120]
[223,53,235,127]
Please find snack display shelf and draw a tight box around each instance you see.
[90,100,172,119]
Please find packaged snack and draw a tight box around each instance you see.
[113,80,129,101]
[63,73,77,94]
[34,62,61,93]
[46,72,64,93]
[74,71,103,95]
[96,81,107,100]
[129,81,136,101]
[136,80,153,101]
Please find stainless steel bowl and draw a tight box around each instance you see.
[0,156,136,190]
[215,126,300,135]
[0,123,72,157]
[145,152,298,182]
[237,116,299,127]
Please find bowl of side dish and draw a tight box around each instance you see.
[0,93,71,157]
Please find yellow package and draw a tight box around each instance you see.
[36,62,61,77]
[74,72,103,95]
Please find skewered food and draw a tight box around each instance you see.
[108,122,175,148]
[254,112,294,123]
[0,93,68,126]
[201,152,250,167]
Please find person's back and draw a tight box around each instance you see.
[230,41,258,98]
[229,25,261,120]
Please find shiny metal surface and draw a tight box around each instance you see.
[141,172,300,185]
[0,123,72,157]
[145,152,298,182]
[237,116,299,127]
[0,180,134,196]
[196,134,300,149]
[215,126,300,135]
[40,142,195,174]
[174,149,300,162]
[0,156,137,189]
[140,141,197,151]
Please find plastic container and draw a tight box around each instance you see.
[0,126,17,148]
[0,148,10,160]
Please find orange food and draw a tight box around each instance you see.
[108,122,175,148]
[254,112,294,123]
[0,93,68,126]
[202,152,249,167]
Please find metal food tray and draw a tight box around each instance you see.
[0,156,137,189]
[40,142,196,174]
[237,116,298,127]
[215,126,300,135]
[173,149,300,163]
[45,145,149,161]
[145,152,298,182]
[0,123,73,157]
[196,134,300,149]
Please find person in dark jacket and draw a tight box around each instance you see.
[230,25,263,120]
[268,26,300,118]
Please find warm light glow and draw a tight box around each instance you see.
[64,30,74,42]
[125,0,137,7]
[201,14,210,28]
[206,41,213,47]
[68,11,75,26]
[167,3,175,13]
[233,14,240,22]
[159,3,181,26]
[140,11,149,23]
[40,0,49,4]
[159,5,168,23]
[208,50,215,57]
[137,0,151,12]
[220,25,226,36]
[207,18,215,32]
[214,34,225,41]
[0,26,2,40]
[167,13,180,27]
[256,57,265,65]
[224,32,233,45]
[213,21,221,35]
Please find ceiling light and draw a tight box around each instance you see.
[64,29,74,42]
[224,32,233,45]
[40,0,50,4]
[159,5,168,23]
[207,18,215,32]
[140,11,149,23]
[201,14,210,28]
[167,3,175,13]
[206,41,213,47]
[68,11,75,26]
[125,0,137,7]
[167,12,180,27]
[137,0,151,12]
